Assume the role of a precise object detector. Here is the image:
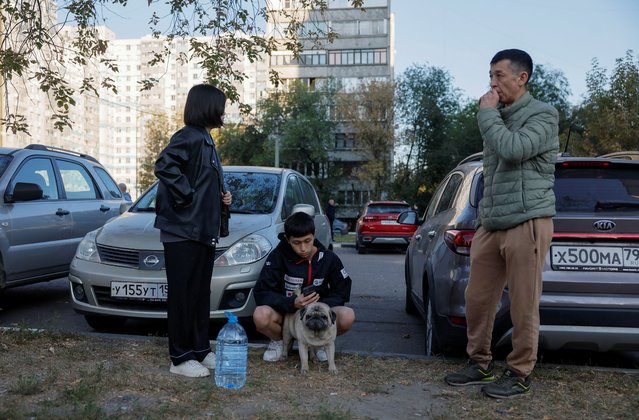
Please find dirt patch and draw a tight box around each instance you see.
[0,328,637,419]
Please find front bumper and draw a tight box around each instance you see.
[68,257,259,320]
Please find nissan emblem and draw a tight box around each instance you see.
[143,255,160,267]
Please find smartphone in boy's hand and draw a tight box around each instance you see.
[302,285,317,296]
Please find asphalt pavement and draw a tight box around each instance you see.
[2,243,638,369]
[0,244,425,358]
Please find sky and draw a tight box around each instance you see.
[391,0,639,104]
[101,0,639,105]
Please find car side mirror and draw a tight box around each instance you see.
[292,203,316,217]
[397,210,419,225]
[119,202,132,214]
[4,182,43,203]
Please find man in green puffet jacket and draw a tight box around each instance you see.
[445,49,559,399]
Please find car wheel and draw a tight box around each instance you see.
[425,297,442,356]
[357,243,367,254]
[404,256,417,315]
[0,257,6,289]
[84,315,127,331]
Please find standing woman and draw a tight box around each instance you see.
[154,84,232,377]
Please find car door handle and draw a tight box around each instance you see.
[427,230,436,238]
[56,208,70,216]
[99,205,111,212]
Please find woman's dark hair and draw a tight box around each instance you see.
[183,84,226,128]
[284,211,316,239]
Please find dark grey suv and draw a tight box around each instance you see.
[400,152,639,356]
[0,144,124,290]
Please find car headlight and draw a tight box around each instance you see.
[75,229,101,262]
[216,234,272,266]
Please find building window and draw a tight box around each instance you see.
[334,133,355,149]
[331,20,358,36]
[328,48,387,66]
[359,19,387,35]
[337,189,370,207]
[270,52,326,66]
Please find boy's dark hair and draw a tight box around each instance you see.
[490,49,533,84]
[284,211,316,238]
[183,84,226,128]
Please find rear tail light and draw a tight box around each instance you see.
[448,316,467,326]
[560,161,610,167]
[444,230,475,255]
[553,232,639,241]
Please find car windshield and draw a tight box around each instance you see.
[226,171,280,214]
[554,166,639,212]
[367,204,410,214]
[131,171,281,214]
[0,154,12,178]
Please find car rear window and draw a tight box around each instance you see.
[554,166,639,212]
[367,204,410,214]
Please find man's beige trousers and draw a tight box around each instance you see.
[465,217,553,377]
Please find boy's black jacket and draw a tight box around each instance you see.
[254,235,352,314]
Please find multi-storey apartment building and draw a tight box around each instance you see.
[4,27,268,199]
[267,0,394,219]
[3,0,392,209]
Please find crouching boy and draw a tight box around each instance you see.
[253,211,356,362]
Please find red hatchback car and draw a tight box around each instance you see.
[355,201,417,253]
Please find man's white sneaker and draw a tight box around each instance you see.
[201,352,216,369]
[169,360,210,378]
[263,340,283,362]
[314,347,328,362]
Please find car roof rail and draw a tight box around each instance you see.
[457,152,483,166]
[24,144,99,163]
[597,151,639,161]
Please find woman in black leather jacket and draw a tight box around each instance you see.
[154,84,232,378]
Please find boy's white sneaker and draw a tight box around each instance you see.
[314,347,328,362]
[263,340,283,362]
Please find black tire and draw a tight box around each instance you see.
[84,315,127,331]
[357,243,367,254]
[425,297,442,356]
[0,256,6,290]
[404,256,417,315]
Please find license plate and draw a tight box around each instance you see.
[110,281,168,301]
[380,220,398,225]
[551,245,639,272]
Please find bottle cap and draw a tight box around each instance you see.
[224,310,238,323]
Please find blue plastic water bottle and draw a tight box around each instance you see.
[215,311,248,389]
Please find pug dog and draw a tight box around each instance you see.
[281,301,338,374]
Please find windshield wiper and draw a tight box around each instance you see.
[134,207,155,212]
[231,209,262,214]
[595,200,639,210]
